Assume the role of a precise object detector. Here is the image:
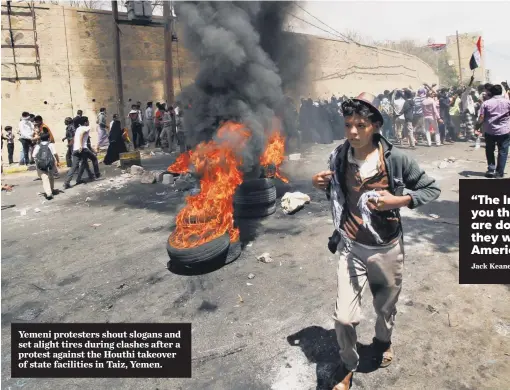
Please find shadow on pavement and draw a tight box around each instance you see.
[404,199,459,254]
[287,326,380,390]
[458,170,486,177]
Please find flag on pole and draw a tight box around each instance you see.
[469,36,482,70]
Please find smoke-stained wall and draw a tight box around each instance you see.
[1,4,437,156]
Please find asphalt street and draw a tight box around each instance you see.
[1,140,509,390]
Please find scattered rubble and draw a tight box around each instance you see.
[129,165,144,175]
[257,252,273,263]
[248,273,255,279]
[174,174,195,191]
[162,175,175,185]
[140,171,157,184]
[438,156,457,169]
[153,170,167,183]
[281,192,311,214]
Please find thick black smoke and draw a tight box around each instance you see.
[176,1,309,172]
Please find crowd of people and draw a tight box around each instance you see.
[294,80,510,151]
[2,79,508,199]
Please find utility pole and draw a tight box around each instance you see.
[456,30,463,85]
[163,1,174,106]
[112,0,125,127]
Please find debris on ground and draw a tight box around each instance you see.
[34,208,41,213]
[115,161,121,168]
[246,283,253,286]
[129,165,144,175]
[20,209,27,216]
[85,197,91,202]
[174,174,195,191]
[281,192,311,214]
[257,252,273,263]
[153,170,167,183]
[162,175,175,185]
[91,223,102,228]
[427,305,438,314]
[288,153,301,161]
[437,161,449,169]
[447,156,456,163]
[2,184,14,191]
[238,294,244,303]
[140,171,157,184]
[248,273,255,279]
[429,214,440,219]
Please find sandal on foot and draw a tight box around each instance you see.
[373,338,394,368]
[379,346,394,368]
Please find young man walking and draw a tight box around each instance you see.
[18,112,34,165]
[402,90,415,148]
[476,84,510,178]
[422,90,442,146]
[3,126,15,164]
[63,116,99,189]
[33,132,59,200]
[312,93,440,390]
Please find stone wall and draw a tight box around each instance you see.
[306,35,438,99]
[2,4,437,155]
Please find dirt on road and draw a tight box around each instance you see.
[2,141,509,390]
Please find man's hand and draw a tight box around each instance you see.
[367,190,412,211]
[312,170,334,191]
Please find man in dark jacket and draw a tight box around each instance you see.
[402,89,416,148]
[62,117,75,167]
[312,93,440,390]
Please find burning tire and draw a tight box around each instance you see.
[234,202,277,219]
[167,233,230,265]
[234,186,277,205]
[233,178,278,218]
[236,178,274,192]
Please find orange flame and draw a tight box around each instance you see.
[168,122,250,249]
[168,150,192,174]
[260,117,289,183]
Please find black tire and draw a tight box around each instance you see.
[167,233,230,264]
[234,202,277,219]
[234,186,277,205]
[237,178,274,192]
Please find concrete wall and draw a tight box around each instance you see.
[446,32,485,84]
[306,35,438,99]
[2,4,437,156]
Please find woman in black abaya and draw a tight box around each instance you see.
[103,115,127,165]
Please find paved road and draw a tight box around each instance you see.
[2,140,509,390]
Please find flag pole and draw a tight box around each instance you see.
[456,30,463,84]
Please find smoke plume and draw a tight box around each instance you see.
[176,1,309,172]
